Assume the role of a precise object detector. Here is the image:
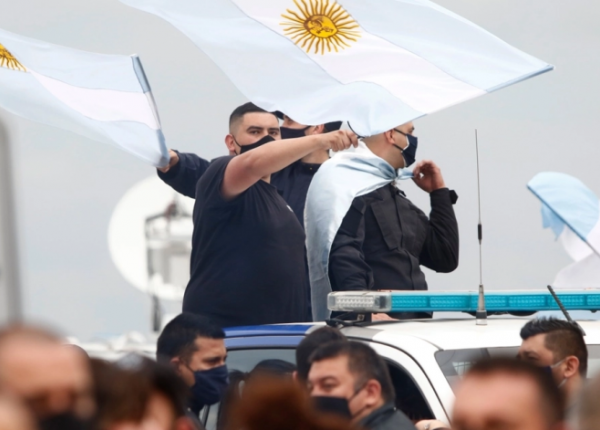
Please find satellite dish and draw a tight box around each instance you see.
[108,176,195,301]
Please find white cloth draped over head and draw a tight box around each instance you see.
[305,142,412,321]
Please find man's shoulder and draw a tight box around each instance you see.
[362,404,416,430]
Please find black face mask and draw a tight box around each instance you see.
[38,413,89,430]
[392,129,418,167]
[280,126,310,140]
[313,396,352,419]
[234,135,275,154]
[188,365,230,414]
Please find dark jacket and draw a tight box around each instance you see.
[329,185,459,293]
[360,403,417,430]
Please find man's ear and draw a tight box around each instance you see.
[170,357,183,374]
[225,134,237,155]
[564,356,580,378]
[384,130,395,145]
[363,379,382,407]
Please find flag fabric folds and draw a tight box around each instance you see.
[122,0,552,136]
[0,27,169,167]
[528,172,600,288]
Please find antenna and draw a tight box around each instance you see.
[475,130,487,325]
[547,285,586,336]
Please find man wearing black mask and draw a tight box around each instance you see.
[182,103,356,327]
[157,313,229,418]
[157,109,341,227]
[306,121,459,321]
[274,113,342,226]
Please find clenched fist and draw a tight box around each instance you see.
[318,130,358,153]
[412,160,446,193]
[157,149,180,173]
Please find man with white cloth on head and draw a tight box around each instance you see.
[305,122,459,321]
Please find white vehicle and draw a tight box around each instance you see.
[79,289,600,429]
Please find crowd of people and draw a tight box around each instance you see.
[156,102,459,327]
[0,314,599,430]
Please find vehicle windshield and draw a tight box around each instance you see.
[435,345,600,391]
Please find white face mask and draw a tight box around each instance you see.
[549,358,568,388]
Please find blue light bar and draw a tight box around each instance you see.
[327,290,600,313]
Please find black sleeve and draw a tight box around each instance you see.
[328,198,375,291]
[156,151,210,199]
[419,188,460,273]
[196,156,244,211]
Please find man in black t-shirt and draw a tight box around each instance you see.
[182,103,357,328]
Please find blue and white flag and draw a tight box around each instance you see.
[528,172,600,261]
[122,0,552,136]
[0,28,169,167]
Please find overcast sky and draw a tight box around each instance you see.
[0,0,597,340]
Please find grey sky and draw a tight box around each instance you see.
[0,0,596,339]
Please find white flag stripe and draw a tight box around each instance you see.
[30,70,160,130]
[234,0,485,113]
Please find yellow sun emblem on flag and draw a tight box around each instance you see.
[0,43,26,72]
[281,0,361,55]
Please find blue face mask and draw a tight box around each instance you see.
[188,365,229,413]
[392,129,418,167]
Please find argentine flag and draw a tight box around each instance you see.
[0,28,169,167]
[528,172,600,288]
[122,0,552,136]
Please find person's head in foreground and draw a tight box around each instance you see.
[227,375,355,430]
[0,324,95,430]
[0,394,37,430]
[518,317,587,406]
[362,121,416,170]
[92,355,194,430]
[225,103,280,155]
[307,341,399,425]
[295,326,347,384]
[157,313,228,414]
[452,357,565,430]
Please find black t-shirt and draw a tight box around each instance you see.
[182,156,308,327]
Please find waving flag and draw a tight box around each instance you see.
[528,172,600,288]
[0,28,169,167]
[122,0,552,136]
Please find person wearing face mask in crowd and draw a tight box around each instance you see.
[518,317,587,422]
[305,122,459,321]
[176,102,357,328]
[307,340,416,430]
[156,313,229,421]
[0,325,95,430]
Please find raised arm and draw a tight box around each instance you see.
[157,149,210,198]
[221,130,357,200]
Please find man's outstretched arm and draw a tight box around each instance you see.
[221,131,357,200]
[157,149,210,198]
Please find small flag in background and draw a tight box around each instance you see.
[0,27,169,167]
[528,172,600,288]
[122,0,553,136]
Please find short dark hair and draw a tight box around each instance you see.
[296,327,346,381]
[520,317,588,377]
[465,357,564,426]
[229,102,276,133]
[309,341,395,402]
[157,313,225,364]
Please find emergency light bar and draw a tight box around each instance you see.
[327,290,600,314]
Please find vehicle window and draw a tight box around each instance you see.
[203,348,297,430]
[386,361,434,421]
[435,344,600,391]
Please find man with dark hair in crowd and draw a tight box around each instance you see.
[518,317,587,416]
[295,326,346,383]
[453,357,565,430]
[157,313,228,417]
[92,355,195,430]
[173,103,355,327]
[307,340,415,430]
[0,325,95,430]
